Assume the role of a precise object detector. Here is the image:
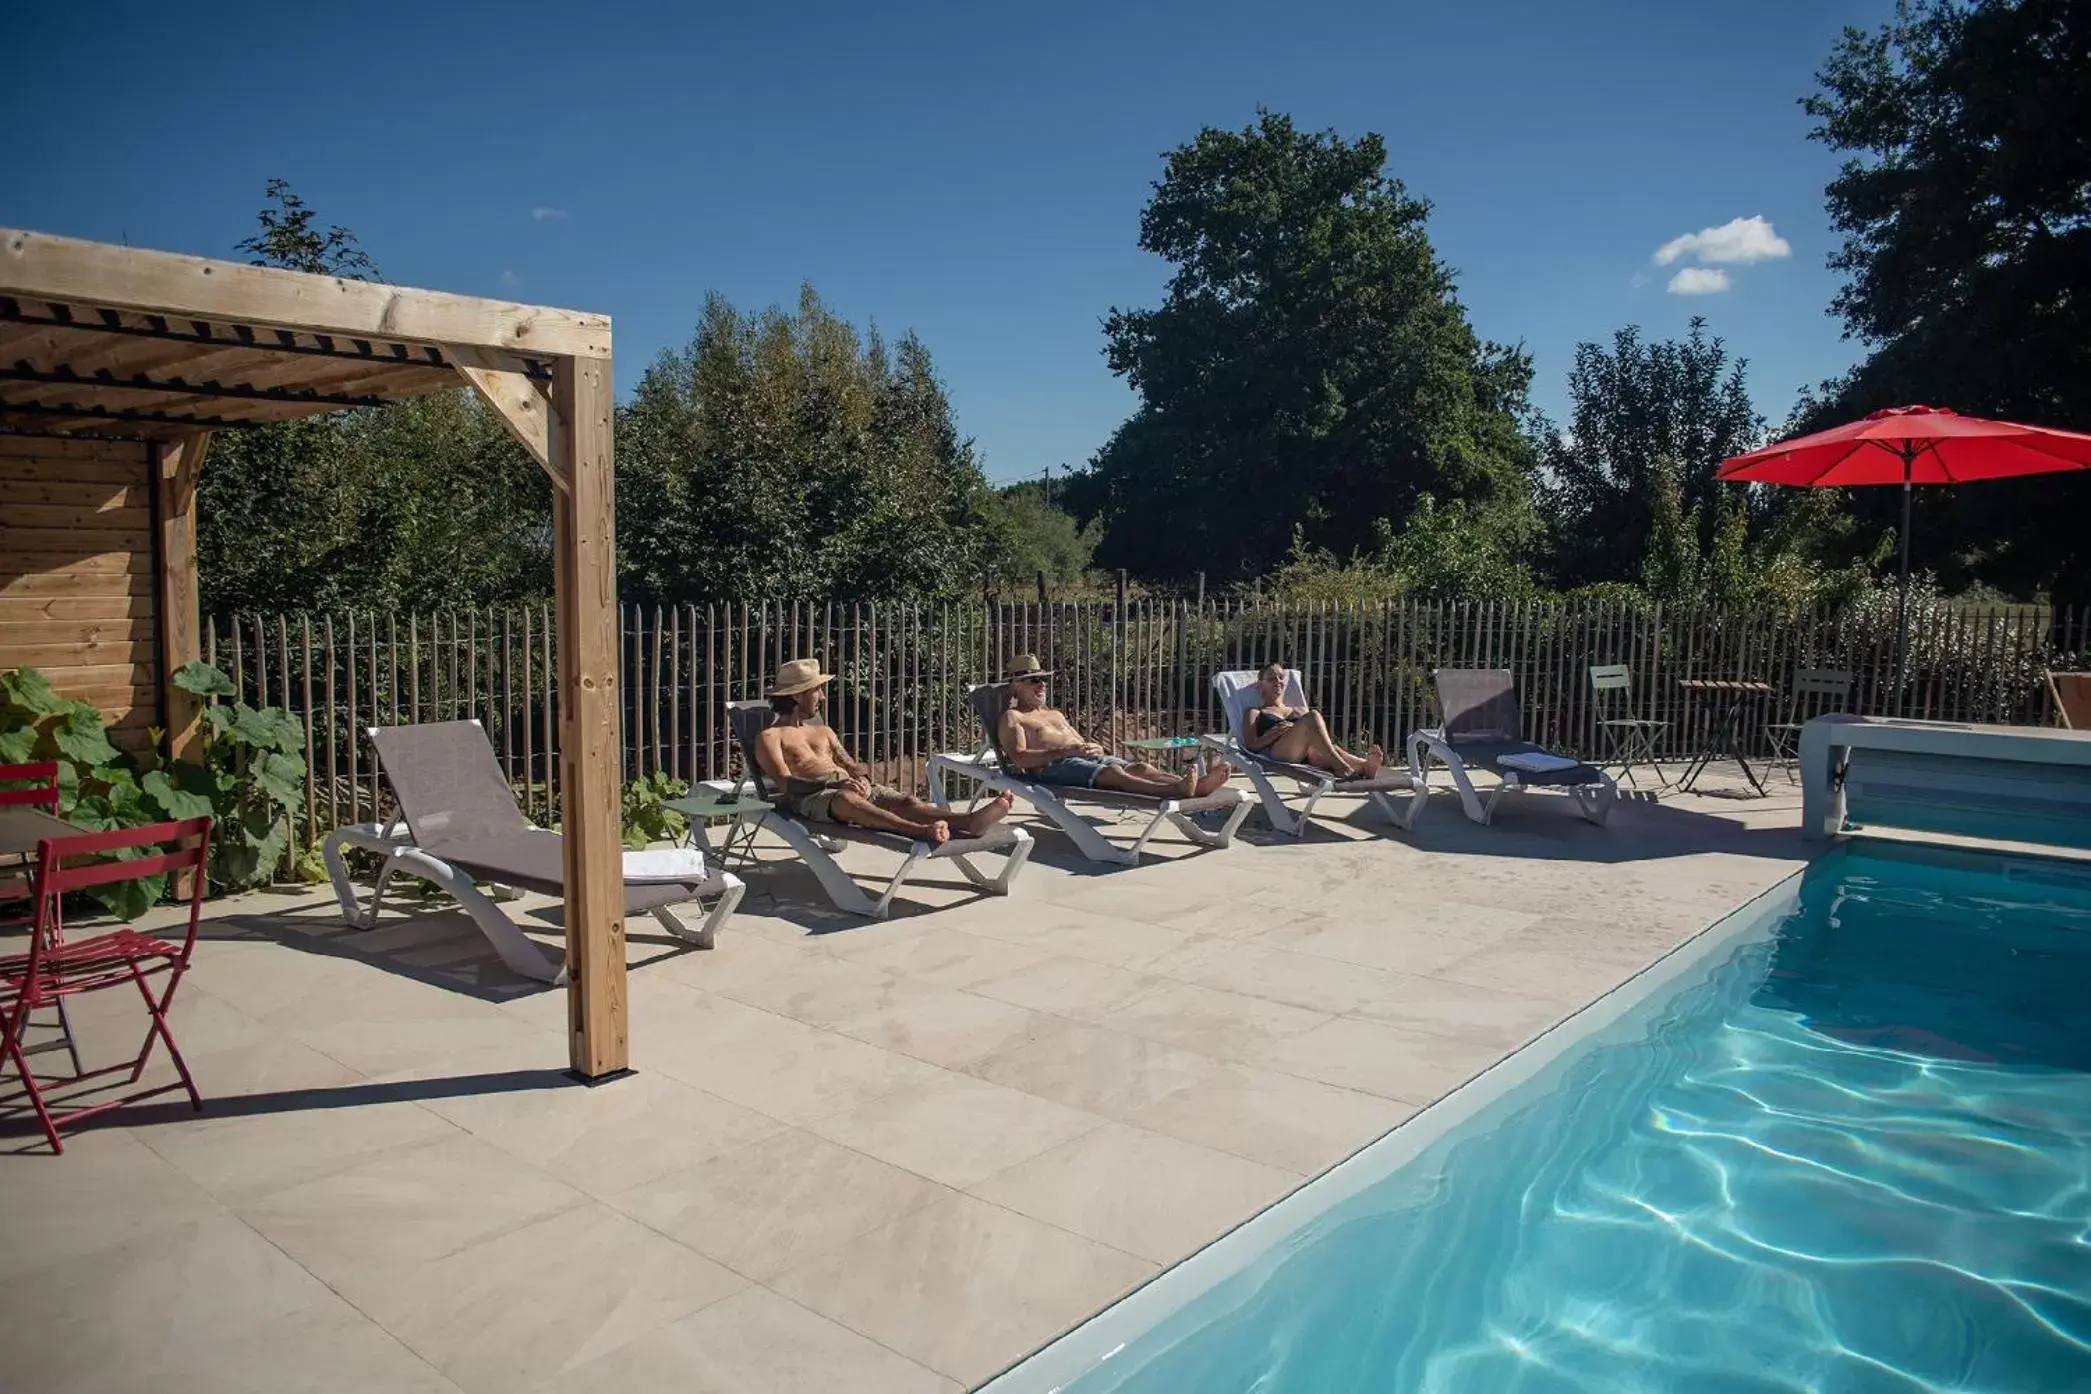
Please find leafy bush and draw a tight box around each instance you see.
[621,771,691,850]
[0,663,308,915]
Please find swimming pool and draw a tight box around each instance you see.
[984,841,2091,1392]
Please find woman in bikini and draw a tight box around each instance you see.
[1241,661,1385,779]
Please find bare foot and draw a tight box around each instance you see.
[1176,768,1199,799]
[1193,761,1235,797]
[925,819,952,846]
[959,792,1014,837]
[1360,745,1385,779]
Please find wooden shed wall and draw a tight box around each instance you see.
[0,436,160,753]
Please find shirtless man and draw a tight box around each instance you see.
[994,654,1234,798]
[755,659,1012,844]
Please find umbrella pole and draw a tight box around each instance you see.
[1893,455,1912,716]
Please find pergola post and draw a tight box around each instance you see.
[549,354,628,1079]
[154,430,211,763]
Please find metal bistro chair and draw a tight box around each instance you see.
[0,818,213,1155]
[1,762,79,1078]
[1766,668,1855,782]
[1588,665,1669,792]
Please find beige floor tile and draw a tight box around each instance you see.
[967,954,1168,1020]
[1430,940,1647,1005]
[611,1128,950,1280]
[350,1200,747,1393]
[806,1070,1106,1188]
[1098,979,1330,1061]
[1143,938,1401,1014]
[1254,900,1537,974]
[137,1090,462,1205]
[970,1122,1298,1264]
[773,1192,1156,1385]
[0,1210,332,1392]
[1250,1016,1506,1103]
[545,1286,958,1394]
[1350,969,1572,1048]
[412,1068,786,1196]
[147,1299,466,1393]
[656,1004,945,1123]
[289,1010,550,1079]
[237,1135,584,1280]
[642,933,819,993]
[827,925,1058,986]
[965,1021,1230,1119]
[0,1128,223,1280]
[829,985,1065,1068]
[715,955,935,1028]
[1131,1061,1416,1174]
[962,903,1197,970]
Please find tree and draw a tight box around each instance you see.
[1801,0,2091,604]
[1542,319,1763,588]
[979,482,1100,590]
[1079,111,1541,583]
[235,178,380,280]
[198,182,550,613]
[616,287,996,604]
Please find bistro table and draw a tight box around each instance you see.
[1675,679,1775,796]
[1123,734,1222,776]
[664,788,778,878]
[0,805,81,867]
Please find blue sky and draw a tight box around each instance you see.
[4,0,1884,484]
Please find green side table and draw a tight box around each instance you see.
[664,790,775,875]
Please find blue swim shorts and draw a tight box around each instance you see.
[1028,754,1128,788]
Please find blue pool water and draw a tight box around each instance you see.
[1042,844,2091,1393]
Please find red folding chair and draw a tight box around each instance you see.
[0,818,212,1155]
[0,761,60,813]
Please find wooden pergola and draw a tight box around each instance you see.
[0,229,632,1079]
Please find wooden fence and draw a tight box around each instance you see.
[205,597,2090,850]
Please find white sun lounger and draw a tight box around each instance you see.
[1205,668,1424,836]
[1407,669,1618,827]
[321,719,746,983]
[926,683,1250,866]
[709,700,1033,918]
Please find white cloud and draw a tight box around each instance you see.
[530,206,568,221]
[1629,271,1651,290]
[1654,215,1790,266]
[1667,266,1731,295]
[498,269,523,288]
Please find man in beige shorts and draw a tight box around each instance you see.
[754,659,1012,845]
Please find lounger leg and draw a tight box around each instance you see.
[652,872,746,950]
[375,849,566,984]
[948,827,1034,896]
[322,823,401,929]
[1242,762,1301,835]
[1414,734,1491,825]
[1165,796,1251,851]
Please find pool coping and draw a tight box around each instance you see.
[974,864,1813,1393]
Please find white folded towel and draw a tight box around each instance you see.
[1496,751,1582,775]
[621,847,707,883]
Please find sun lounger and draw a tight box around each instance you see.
[1205,669,1424,836]
[926,683,1250,865]
[711,701,1032,918]
[321,719,745,983]
[1407,669,1617,826]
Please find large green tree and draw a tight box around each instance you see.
[198,181,551,614]
[1075,112,1540,582]
[1543,319,1764,587]
[1800,0,2091,605]
[616,287,995,603]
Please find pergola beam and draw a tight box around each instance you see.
[0,365,403,410]
[454,348,568,493]
[2,230,610,359]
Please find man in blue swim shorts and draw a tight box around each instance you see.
[994,654,1234,798]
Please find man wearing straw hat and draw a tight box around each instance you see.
[757,658,1013,844]
[998,654,1234,798]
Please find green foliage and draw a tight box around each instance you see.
[621,771,691,850]
[1543,319,1765,588]
[979,482,1101,588]
[617,288,997,604]
[236,177,381,279]
[1080,110,1541,584]
[1801,0,2091,606]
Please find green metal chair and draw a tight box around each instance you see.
[1589,664,1669,791]
[1767,668,1854,782]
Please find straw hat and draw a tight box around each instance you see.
[1002,654,1054,682]
[768,658,834,697]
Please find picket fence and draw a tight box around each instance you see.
[204,597,2089,849]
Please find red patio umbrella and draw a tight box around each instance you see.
[1717,405,2091,710]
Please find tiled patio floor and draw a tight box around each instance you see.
[1,771,1808,1392]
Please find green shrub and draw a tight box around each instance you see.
[0,663,309,915]
[621,770,691,849]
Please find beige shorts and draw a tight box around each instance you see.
[782,775,908,824]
